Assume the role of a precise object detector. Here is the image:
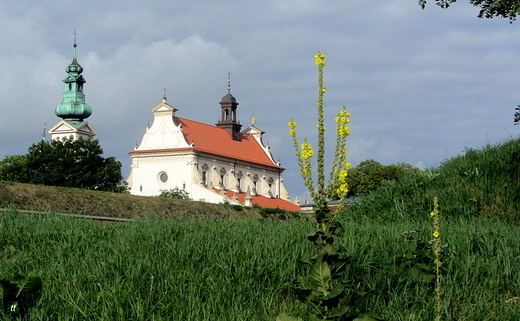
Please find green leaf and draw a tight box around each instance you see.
[276,313,303,321]
[406,242,417,252]
[323,283,345,301]
[328,301,350,318]
[0,280,17,313]
[297,254,313,265]
[15,276,42,297]
[309,253,331,291]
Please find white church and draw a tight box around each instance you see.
[126,86,300,211]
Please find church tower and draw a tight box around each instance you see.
[216,74,242,141]
[49,34,97,140]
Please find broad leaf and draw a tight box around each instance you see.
[328,301,350,318]
[0,280,17,313]
[309,253,331,291]
[14,276,42,297]
[297,254,313,265]
[323,283,345,301]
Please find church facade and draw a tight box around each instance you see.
[127,87,299,211]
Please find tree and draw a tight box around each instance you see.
[419,0,520,22]
[346,159,419,197]
[0,155,29,183]
[0,138,124,192]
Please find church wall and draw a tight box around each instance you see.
[196,156,283,199]
[129,154,193,196]
[128,153,242,204]
[51,132,92,141]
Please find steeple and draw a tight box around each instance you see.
[216,72,242,141]
[49,31,97,141]
[55,31,92,122]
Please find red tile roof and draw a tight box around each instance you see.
[177,117,282,169]
[130,117,283,170]
[217,189,301,211]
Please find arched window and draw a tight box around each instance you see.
[236,171,243,192]
[201,164,209,186]
[252,174,259,195]
[219,167,227,188]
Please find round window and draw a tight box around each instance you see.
[159,172,168,183]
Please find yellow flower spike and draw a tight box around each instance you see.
[315,51,326,67]
[433,231,440,238]
[301,142,314,159]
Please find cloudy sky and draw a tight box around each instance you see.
[1,1,519,201]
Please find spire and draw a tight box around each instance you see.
[227,71,232,93]
[41,123,47,141]
[55,31,92,122]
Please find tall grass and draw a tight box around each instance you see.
[346,137,520,222]
[1,209,520,320]
[0,209,313,320]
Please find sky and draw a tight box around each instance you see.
[1,0,519,202]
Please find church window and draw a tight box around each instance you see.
[159,172,168,183]
[252,174,259,195]
[236,171,244,192]
[219,167,227,187]
[267,177,275,197]
[201,164,209,185]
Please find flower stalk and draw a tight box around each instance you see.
[280,52,376,321]
[431,197,442,321]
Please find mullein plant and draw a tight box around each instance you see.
[278,53,382,321]
[431,197,443,321]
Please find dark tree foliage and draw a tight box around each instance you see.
[346,159,420,197]
[419,0,520,22]
[0,138,124,192]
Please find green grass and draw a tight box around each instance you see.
[0,181,272,220]
[2,138,520,320]
[1,209,520,320]
[346,137,520,223]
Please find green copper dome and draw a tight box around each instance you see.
[55,43,92,121]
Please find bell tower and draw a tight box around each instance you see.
[216,73,242,141]
[49,31,97,140]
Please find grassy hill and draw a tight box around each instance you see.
[346,137,520,222]
[2,137,519,222]
[0,181,270,220]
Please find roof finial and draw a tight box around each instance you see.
[163,88,167,102]
[227,71,232,93]
[42,123,47,141]
[73,29,78,48]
